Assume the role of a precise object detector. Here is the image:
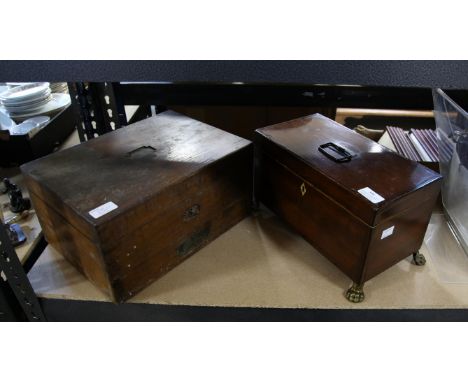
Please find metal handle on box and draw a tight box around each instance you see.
[318,142,354,163]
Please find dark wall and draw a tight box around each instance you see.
[1,61,468,89]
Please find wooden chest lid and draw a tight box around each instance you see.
[21,111,251,229]
[255,114,442,225]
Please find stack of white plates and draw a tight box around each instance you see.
[0,82,71,120]
[50,82,69,93]
[0,82,52,117]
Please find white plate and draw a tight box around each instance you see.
[1,89,51,107]
[1,90,51,107]
[8,116,51,137]
[0,82,50,103]
[0,109,16,130]
[25,116,50,127]
[1,93,71,119]
[3,94,52,109]
[3,95,52,112]
[9,120,39,136]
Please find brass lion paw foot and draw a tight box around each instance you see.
[345,283,365,303]
[412,251,426,266]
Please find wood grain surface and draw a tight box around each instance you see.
[21,111,253,302]
[255,113,441,226]
[255,114,442,286]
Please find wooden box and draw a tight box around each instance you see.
[254,114,442,302]
[21,111,253,302]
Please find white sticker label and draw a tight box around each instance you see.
[381,226,395,239]
[89,201,118,219]
[357,187,385,204]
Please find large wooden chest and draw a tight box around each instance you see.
[21,111,253,302]
[254,114,442,302]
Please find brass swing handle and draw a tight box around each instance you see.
[318,142,354,163]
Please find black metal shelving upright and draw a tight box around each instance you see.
[0,224,45,321]
[0,104,75,322]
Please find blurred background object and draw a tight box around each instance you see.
[0,83,73,166]
[433,89,468,256]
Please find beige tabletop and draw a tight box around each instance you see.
[28,207,468,310]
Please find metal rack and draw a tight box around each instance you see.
[69,82,468,144]
[2,81,468,321]
[0,105,75,322]
[0,224,45,321]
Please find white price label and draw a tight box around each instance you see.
[357,187,385,204]
[89,201,118,219]
[381,226,395,239]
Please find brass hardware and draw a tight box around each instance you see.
[300,182,307,196]
[412,251,426,266]
[345,283,365,303]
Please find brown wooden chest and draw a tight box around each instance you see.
[254,114,442,302]
[21,111,253,302]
